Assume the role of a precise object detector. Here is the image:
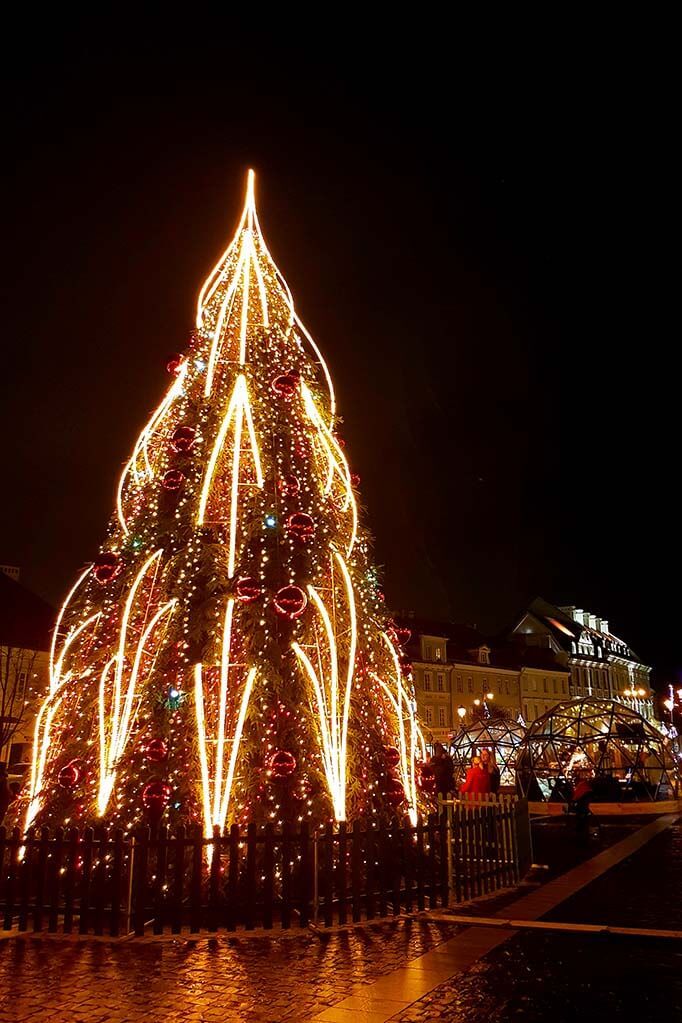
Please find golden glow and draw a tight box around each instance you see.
[196,374,263,578]
[96,549,175,816]
[194,649,257,842]
[117,362,188,533]
[377,630,421,826]
[292,549,356,821]
[301,382,357,556]
[25,606,102,831]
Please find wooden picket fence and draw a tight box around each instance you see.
[0,797,530,936]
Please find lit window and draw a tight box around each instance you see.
[425,706,433,725]
[435,647,442,661]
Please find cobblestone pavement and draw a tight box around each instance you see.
[392,821,682,1023]
[391,929,682,1022]
[0,918,459,1023]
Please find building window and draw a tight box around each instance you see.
[456,675,463,693]
[478,646,490,665]
[437,673,445,692]
[435,647,442,661]
[424,672,433,692]
[425,706,433,725]
[438,707,446,727]
[543,678,548,693]
[424,643,433,660]
[467,677,473,693]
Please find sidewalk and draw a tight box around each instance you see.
[311,814,679,1023]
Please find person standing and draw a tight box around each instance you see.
[480,748,501,795]
[431,742,455,797]
[460,754,491,796]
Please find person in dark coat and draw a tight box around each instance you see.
[480,749,501,795]
[431,743,455,797]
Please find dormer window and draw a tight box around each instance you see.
[435,647,442,661]
[478,646,490,666]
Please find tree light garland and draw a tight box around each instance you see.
[22,170,427,836]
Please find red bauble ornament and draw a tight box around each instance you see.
[395,627,411,646]
[273,585,308,619]
[93,552,120,584]
[145,738,168,762]
[278,474,300,498]
[268,749,297,777]
[171,425,196,453]
[235,577,262,603]
[271,373,299,399]
[334,435,346,449]
[142,778,171,810]
[162,469,184,491]
[286,512,315,542]
[385,746,401,769]
[417,761,435,792]
[58,759,84,789]
[350,473,361,487]
[387,777,405,806]
[166,353,185,375]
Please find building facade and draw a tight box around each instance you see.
[508,597,654,720]
[395,616,570,747]
[0,571,52,773]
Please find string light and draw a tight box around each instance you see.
[22,169,427,837]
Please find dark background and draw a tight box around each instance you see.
[1,18,676,690]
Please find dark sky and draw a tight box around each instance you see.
[1,19,677,687]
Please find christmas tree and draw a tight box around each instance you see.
[23,172,425,837]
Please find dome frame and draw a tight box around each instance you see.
[516,697,679,802]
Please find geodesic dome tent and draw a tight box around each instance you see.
[449,719,527,787]
[516,698,679,802]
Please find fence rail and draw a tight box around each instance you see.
[0,796,530,936]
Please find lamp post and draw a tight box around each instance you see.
[457,705,466,724]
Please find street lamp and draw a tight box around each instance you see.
[457,705,466,721]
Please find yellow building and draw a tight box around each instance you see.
[0,568,53,777]
[395,616,570,747]
[509,598,655,720]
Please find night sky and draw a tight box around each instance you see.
[1,21,676,687]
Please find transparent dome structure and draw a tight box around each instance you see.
[449,719,527,787]
[516,698,680,802]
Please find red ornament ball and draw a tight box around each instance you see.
[271,373,299,399]
[145,738,168,762]
[384,746,401,768]
[93,552,120,585]
[273,585,308,619]
[387,777,405,806]
[171,425,196,453]
[286,512,315,542]
[395,627,411,646]
[268,749,297,777]
[350,473,361,487]
[58,759,83,790]
[162,469,184,491]
[142,779,171,810]
[417,761,435,792]
[166,353,185,375]
[235,577,262,603]
[334,435,346,449]
[278,474,300,498]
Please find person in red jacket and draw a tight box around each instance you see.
[459,755,491,797]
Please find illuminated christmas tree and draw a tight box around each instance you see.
[24,172,425,837]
